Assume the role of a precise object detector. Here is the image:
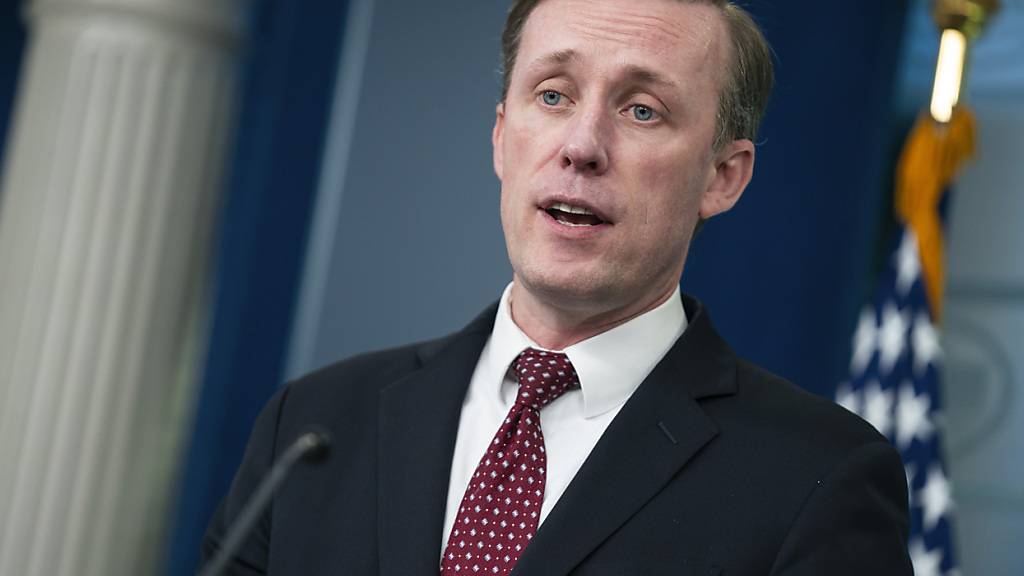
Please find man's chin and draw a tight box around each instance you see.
[513,268,624,312]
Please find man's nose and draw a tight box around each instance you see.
[559,110,609,175]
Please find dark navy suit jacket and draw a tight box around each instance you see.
[202,296,913,575]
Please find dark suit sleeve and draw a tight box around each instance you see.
[199,386,290,575]
[769,441,914,575]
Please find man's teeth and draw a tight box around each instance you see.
[550,202,594,216]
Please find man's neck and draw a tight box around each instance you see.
[508,280,678,351]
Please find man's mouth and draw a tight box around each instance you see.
[543,202,608,227]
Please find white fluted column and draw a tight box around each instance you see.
[0,1,243,574]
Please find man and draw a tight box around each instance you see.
[202,0,913,574]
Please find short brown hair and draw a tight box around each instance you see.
[499,0,774,149]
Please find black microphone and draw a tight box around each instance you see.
[199,428,332,576]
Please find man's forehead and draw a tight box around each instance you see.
[518,0,725,80]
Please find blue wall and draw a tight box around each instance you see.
[287,0,513,378]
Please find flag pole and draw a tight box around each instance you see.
[929,0,1000,123]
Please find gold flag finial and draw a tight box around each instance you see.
[932,0,1000,39]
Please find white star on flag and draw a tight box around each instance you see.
[912,311,942,376]
[850,307,878,376]
[862,380,894,437]
[909,538,943,576]
[894,228,921,296]
[878,302,909,375]
[895,380,934,450]
[921,464,954,531]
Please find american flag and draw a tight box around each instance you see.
[836,225,959,576]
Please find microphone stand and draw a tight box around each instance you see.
[198,429,331,576]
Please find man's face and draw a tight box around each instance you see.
[494,0,750,316]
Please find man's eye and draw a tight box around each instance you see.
[541,90,563,106]
[631,105,656,122]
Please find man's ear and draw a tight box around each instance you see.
[700,139,755,219]
[492,102,505,181]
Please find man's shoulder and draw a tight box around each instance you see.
[256,332,460,442]
[678,293,886,458]
[713,356,893,473]
[282,302,498,410]
[286,331,456,402]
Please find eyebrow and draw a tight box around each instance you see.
[525,49,583,74]
[525,49,681,93]
[619,64,680,92]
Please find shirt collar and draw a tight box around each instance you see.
[486,282,687,418]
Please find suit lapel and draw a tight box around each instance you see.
[512,297,738,576]
[377,305,497,576]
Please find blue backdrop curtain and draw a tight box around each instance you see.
[685,0,911,398]
[164,0,351,572]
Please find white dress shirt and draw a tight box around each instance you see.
[441,282,688,548]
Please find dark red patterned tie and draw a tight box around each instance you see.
[440,348,579,575]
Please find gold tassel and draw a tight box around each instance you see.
[894,107,975,321]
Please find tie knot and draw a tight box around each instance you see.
[511,348,579,410]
